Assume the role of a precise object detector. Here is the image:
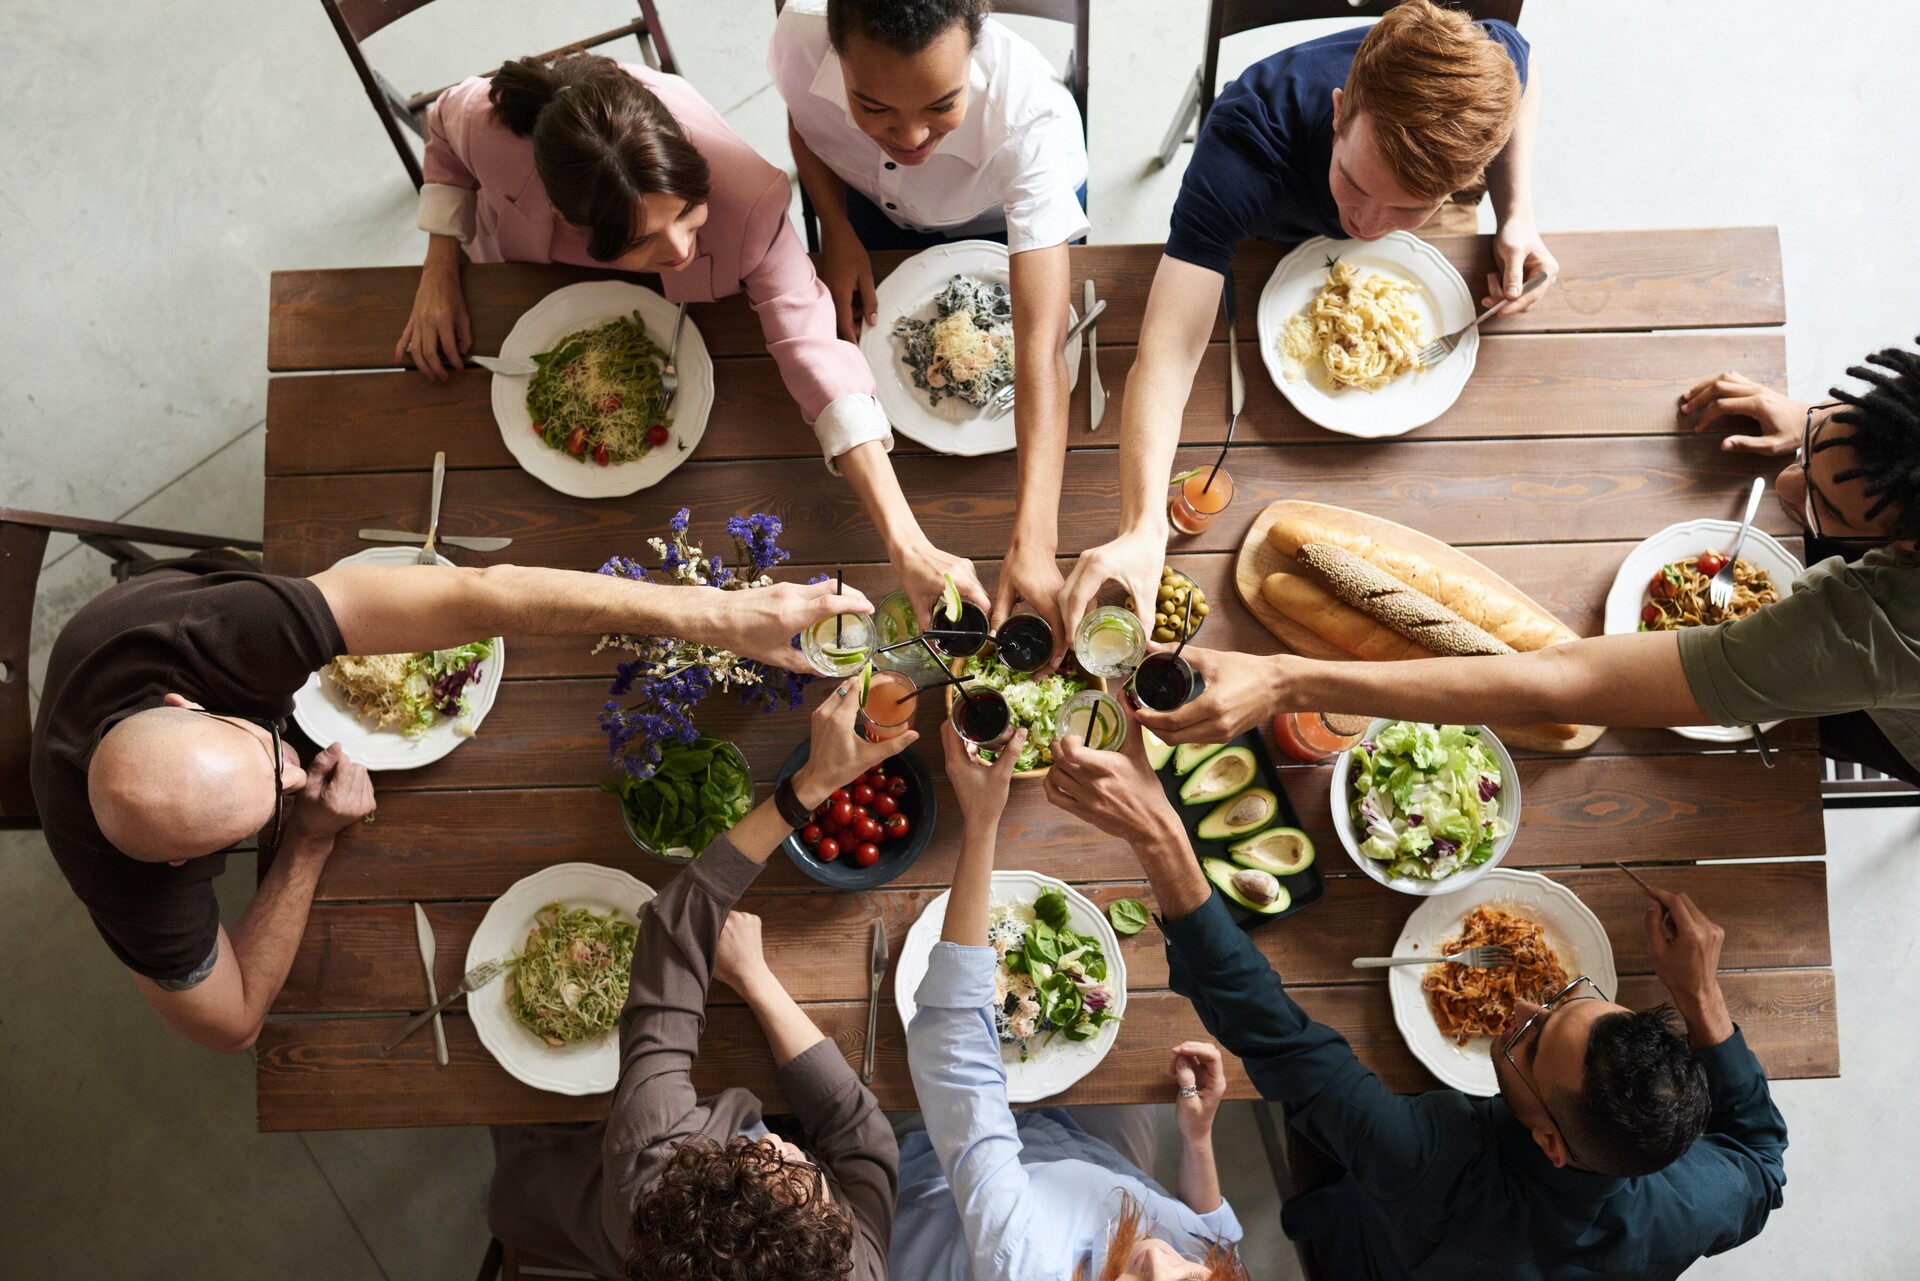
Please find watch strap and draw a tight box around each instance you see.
[774,775,814,829]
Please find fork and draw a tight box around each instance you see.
[657,302,688,417]
[1709,477,1768,612]
[382,957,509,1052]
[415,451,446,566]
[1416,271,1547,367]
[986,298,1109,417]
[1351,945,1513,970]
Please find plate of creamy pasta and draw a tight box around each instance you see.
[1256,232,1476,438]
[1603,518,1804,743]
[1387,869,1615,1097]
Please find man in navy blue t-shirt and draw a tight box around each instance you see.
[1061,0,1555,630]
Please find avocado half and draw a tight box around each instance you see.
[1178,745,1257,806]
[1229,827,1316,877]
[1173,741,1228,776]
[1195,787,1278,841]
[1142,727,1175,772]
[1202,857,1290,915]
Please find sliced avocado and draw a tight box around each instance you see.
[1173,741,1228,776]
[1141,727,1175,772]
[1229,827,1316,877]
[1202,857,1291,915]
[1196,787,1278,841]
[1178,745,1257,806]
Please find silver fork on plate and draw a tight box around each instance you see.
[1416,271,1547,368]
[1709,477,1767,611]
[1351,945,1513,970]
[415,452,446,565]
[658,302,688,417]
[987,298,1108,417]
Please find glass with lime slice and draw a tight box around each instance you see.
[800,611,876,676]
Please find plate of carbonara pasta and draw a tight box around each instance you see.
[1256,232,1476,438]
[1603,518,1804,743]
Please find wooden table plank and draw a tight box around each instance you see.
[279,861,1830,1013]
[266,230,1784,372]
[262,330,1787,477]
[254,968,1835,1131]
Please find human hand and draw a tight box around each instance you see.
[393,260,471,381]
[793,675,919,807]
[701,579,873,673]
[711,910,771,994]
[895,540,990,633]
[820,225,878,343]
[993,535,1066,667]
[1680,371,1810,456]
[1045,709,1184,851]
[283,742,375,846]
[1171,1040,1228,1142]
[1057,526,1167,665]
[1641,885,1734,1047]
[1484,215,1557,315]
[1132,647,1284,745]
[943,720,1023,827]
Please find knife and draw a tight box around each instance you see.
[417,451,446,565]
[382,956,509,1053]
[470,353,539,377]
[1084,278,1106,432]
[861,918,888,1085]
[413,903,449,1066]
[1224,272,1245,427]
[359,529,515,552]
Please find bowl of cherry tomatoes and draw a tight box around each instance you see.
[776,740,937,890]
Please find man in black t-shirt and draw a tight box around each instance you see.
[33,553,871,1052]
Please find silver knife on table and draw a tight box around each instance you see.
[470,353,539,377]
[413,903,449,1066]
[862,918,888,1085]
[1084,277,1106,432]
[358,529,514,552]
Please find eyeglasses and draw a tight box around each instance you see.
[189,710,287,854]
[1800,402,1890,549]
[1500,974,1605,1166]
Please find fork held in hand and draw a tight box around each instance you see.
[1351,945,1513,970]
[1416,272,1547,367]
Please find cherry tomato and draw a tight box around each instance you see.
[1649,571,1678,599]
[1641,603,1662,627]
[812,803,830,823]
[854,815,881,843]
[594,393,623,415]
[883,813,910,840]
[851,783,875,806]
[800,823,822,847]
[647,423,671,447]
[532,419,546,436]
[830,799,855,828]
[854,843,880,868]
[817,837,841,861]
[829,789,850,805]
[887,776,910,797]
[565,426,589,456]
[1697,551,1729,576]
[873,794,898,819]
[592,443,610,467]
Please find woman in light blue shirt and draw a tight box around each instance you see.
[895,724,1248,1281]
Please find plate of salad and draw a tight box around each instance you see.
[894,871,1128,1102]
[946,652,1097,779]
[606,735,754,864]
[466,862,656,1096]
[292,547,504,771]
[1328,720,1521,896]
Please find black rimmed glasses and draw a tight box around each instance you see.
[189,710,287,854]
[1500,974,1606,1166]
[1800,402,1890,549]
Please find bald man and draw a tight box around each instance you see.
[32,550,869,1052]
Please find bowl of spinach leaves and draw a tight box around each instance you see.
[608,735,753,863]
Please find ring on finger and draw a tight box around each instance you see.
[1177,1085,1199,1098]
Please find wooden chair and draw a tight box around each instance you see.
[1155,0,1525,168]
[318,0,680,189]
[1820,757,1920,809]
[0,508,264,829]
[774,0,1093,251]
[475,1240,593,1280]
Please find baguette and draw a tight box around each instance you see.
[1295,543,1514,657]
[1262,572,1434,662]
[1268,516,1576,651]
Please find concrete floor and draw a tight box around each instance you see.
[4,0,1918,1276]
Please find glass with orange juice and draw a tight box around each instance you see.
[1170,465,1235,535]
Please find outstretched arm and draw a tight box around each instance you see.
[1484,56,1557,314]
[997,243,1073,657]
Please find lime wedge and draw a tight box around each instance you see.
[1170,466,1204,486]
[941,572,963,623]
[859,660,874,704]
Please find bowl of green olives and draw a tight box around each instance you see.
[1127,567,1210,643]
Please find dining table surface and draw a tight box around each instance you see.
[256,228,1837,1132]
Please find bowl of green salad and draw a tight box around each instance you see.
[944,653,1104,779]
[608,735,754,863]
[1330,720,1520,896]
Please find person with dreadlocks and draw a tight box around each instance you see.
[1114,336,1920,787]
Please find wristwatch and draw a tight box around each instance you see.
[774,775,815,829]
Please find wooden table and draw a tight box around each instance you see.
[257,231,1836,1131]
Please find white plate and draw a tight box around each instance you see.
[1329,719,1521,897]
[1603,519,1805,743]
[1256,231,1476,439]
[465,862,657,1096]
[490,280,713,498]
[894,870,1126,1103]
[291,546,503,771]
[861,240,1079,457]
[1388,869,1616,1097]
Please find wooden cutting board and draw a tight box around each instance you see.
[1233,499,1602,753]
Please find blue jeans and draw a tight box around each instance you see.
[842,182,1090,250]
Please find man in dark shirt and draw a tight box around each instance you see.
[32,552,871,1052]
[1044,726,1788,1280]
[1063,0,1554,635]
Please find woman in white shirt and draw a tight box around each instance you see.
[772,0,1091,660]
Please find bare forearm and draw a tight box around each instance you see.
[1137,823,1214,921]
[228,838,332,1028]
[838,439,928,558]
[737,969,830,1067]
[423,232,463,276]
[1488,64,1540,225]
[942,821,998,947]
[1117,259,1218,534]
[789,118,853,241]
[1010,248,1071,544]
[1178,1135,1223,1215]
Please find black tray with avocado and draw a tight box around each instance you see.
[1140,726,1323,931]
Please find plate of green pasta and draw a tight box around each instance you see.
[490,281,713,498]
[466,862,656,1095]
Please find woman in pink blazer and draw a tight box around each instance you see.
[398,53,987,618]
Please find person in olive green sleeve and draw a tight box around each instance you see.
[1044,718,1787,1281]
[1130,337,1920,786]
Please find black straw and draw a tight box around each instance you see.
[1172,594,1197,658]
[1202,424,1236,495]
[834,570,844,646]
[1082,703,1094,742]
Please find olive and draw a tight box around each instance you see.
[1152,627,1176,642]
[1196,603,1211,617]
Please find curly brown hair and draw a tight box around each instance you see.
[626,1136,853,1281]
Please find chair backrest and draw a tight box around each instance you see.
[329,0,439,42]
[1201,0,1523,121]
